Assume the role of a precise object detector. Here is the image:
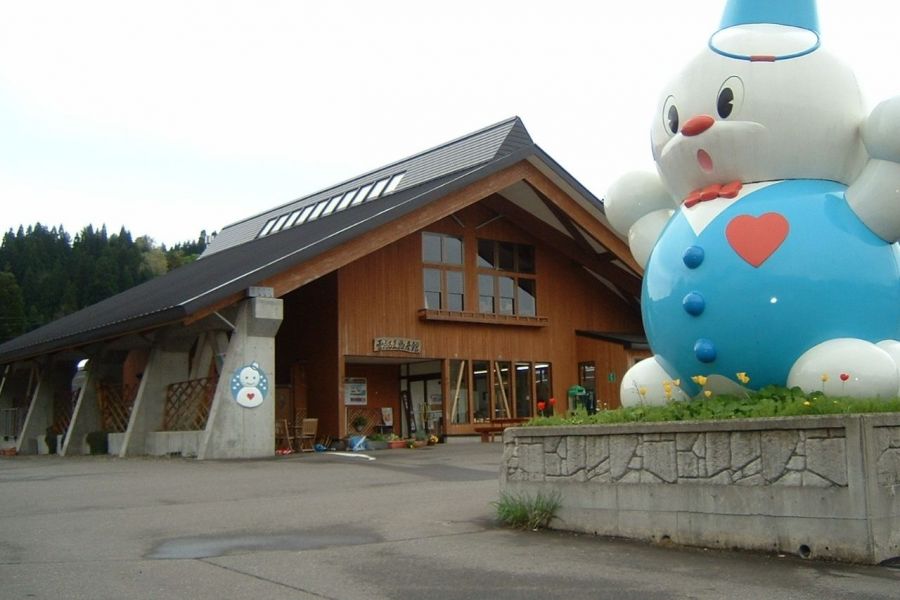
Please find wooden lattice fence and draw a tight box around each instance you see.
[346,407,383,437]
[49,390,77,436]
[96,383,139,432]
[164,377,217,431]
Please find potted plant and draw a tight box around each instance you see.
[368,432,389,450]
[387,434,406,449]
[350,414,368,432]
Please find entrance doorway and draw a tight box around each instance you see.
[408,378,442,435]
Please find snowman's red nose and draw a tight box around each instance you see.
[682,115,715,137]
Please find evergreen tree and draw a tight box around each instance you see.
[0,271,26,342]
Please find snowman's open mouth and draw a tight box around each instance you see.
[697,149,713,172]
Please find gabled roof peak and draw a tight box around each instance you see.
[202,117,533,257]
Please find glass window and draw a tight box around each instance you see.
[384,172,405,194]
[494,361,511,418]
[498,242,515,271]
[423,268,441,309]
[446,270,464,311]
[321,195,343,216]
[368,177,390,199]
[477,239,495,268]
[515,362,533,418]
[517,279,536,316]
[473,361,490,422]
[308,201,328,221]
[296,204,316,224]
[536,363,553,405]
[423,233,442,263]
[285,209,303,228]
[518,245,535,273]
[356,183,374,203]
[443,236,463,264]
[272,213,290,232]
[449,360,470,424]
[259,218,277,237]
[499,276,515,315]
[350,187,369,206]
[336,189,357,211]
[478,275,494,313]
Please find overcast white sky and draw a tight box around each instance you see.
[1,0,898,247]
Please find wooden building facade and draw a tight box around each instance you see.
[0,117,646,456]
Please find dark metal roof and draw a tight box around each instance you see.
[0,117,627,365]
[202,117,533,257]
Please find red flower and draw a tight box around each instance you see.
[549,397,557,405]
[536,401,546,412]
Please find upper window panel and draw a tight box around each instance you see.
[422,232,463,265]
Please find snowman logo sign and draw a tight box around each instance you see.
[605,0,900,405]
[230,362,269,408]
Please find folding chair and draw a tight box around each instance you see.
[275,419,295,452]
[299,418,318,452]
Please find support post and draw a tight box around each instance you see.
[198,297,283,459]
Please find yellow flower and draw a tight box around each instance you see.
[703,390,712,398]
[692,375,708,386]
[820,373,829,382]
[803,400,812,406]
[672,379,681,387]
[736,372,750,385]
[638,386,648,397]
[663,382,672,393]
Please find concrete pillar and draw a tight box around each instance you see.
[62,358,119,456]
[199,297,283,459]
[1,365,29,443]
[119,339,190,457]
[16,362,70,455]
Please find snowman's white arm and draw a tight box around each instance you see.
[604,171,678,268]
[846,97,900,243]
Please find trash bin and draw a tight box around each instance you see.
[568,385,595,415]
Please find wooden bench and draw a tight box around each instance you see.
[473,418,528,442]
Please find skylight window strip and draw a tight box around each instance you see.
[285,209,303,228]
[351,183,374,206]
[336,189,358,211]
[295,204,316,225]
[367,177,390,200]
[307,200,329,221]
[384,172,405,194]
[271,213,290,232]
[259,218,278,237]
[321,195,343,216]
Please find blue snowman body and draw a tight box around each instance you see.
[643,179,900,395]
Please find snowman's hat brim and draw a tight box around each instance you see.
[710,0,820,61]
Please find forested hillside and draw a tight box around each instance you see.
[0,224,209,343]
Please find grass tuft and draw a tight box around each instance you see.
[493,489,562,530]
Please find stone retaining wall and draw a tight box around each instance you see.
[501,414,900,564]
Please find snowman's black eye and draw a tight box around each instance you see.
[662,96,678,135]
[717,87,734,118]
[667,104,679,134]
[716,76,744,120]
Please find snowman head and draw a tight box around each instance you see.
[238,364,261,387]
[651,0,867,200]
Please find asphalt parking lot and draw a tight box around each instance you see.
[1,441,898,599]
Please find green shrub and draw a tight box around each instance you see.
[493,489,561,530]
[525,386,900,427]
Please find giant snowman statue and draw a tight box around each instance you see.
[605,0,900,405]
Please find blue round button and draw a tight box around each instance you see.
[682,292,705,316]
[694,338,717,363]
[683,246,705,269]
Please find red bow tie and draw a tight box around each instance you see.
[683,181,743,208]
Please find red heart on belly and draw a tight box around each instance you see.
[725,213,789,267]
[247,393,255,400]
